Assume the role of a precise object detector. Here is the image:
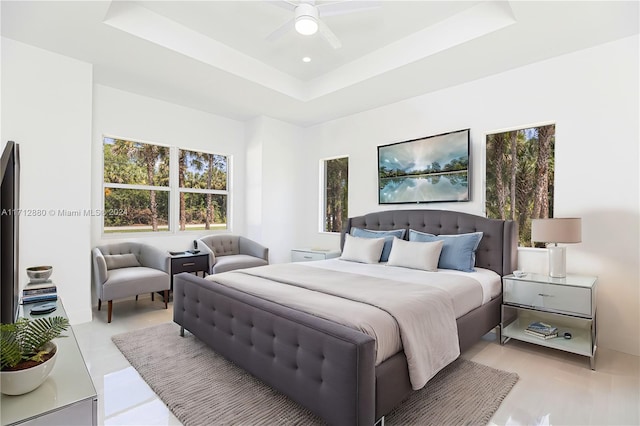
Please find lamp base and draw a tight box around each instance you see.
[548,245,566,278]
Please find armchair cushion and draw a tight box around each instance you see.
[212,254,268,274]
[104,253,141,270]
[102,267,169,301]
[197,234,269,274]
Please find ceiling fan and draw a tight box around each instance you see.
[265,0,381,49]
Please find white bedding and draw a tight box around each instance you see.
[203,260,500,389]
[210,263,461,390]
[304,258,501,318]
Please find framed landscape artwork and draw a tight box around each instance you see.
[378,129,470,204]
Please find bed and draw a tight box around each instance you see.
[173,209,517,425]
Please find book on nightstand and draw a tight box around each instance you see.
[525,321,558,339]
[524,329,558,340]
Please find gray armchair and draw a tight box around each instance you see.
[196,234,269,274]
[92,242,170,323]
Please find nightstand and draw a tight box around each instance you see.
[170,252,209,290]
[291,248,341,262]
[501,273,597,369]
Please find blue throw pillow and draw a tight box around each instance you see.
[408,229,483,272]
[351,228,406,262]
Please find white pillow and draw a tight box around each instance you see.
[340,234,385,264]
[386,237,444,271]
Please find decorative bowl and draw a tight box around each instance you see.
[26,266,53,283]
[1,342,58,395]
[513,270,526,278]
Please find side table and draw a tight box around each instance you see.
[501,273,597,369]
[170,252,209,290]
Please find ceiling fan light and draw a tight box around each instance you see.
[295,16,318,35]
[294,4,319,35]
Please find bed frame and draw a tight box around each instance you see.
[173,210,517,425]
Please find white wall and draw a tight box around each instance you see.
[91,84,246,252]
[1,38,93,323]
[245,116,302,264]
[1,40,248,321]
[3,31,638,356]
[290,35,640,356]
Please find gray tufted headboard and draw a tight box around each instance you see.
[342,209,518,276]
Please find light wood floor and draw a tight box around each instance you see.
[73,297,640,426]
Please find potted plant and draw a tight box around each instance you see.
[1,316,70,395]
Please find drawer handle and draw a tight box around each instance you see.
[303,256,313,259]
[538,293,554,297]
[182,262,196,267]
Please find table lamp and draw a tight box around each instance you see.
[531,218,582,278]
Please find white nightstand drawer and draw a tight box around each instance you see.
[504,279,592,317]
[291,249,341,262]
[292,251,327,262]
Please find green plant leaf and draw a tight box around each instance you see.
[1,316,69,369]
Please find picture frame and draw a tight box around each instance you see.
[378,129,470,204]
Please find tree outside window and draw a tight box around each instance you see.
[323,157,349,233]
[103,137,170,233]
[178,149,228,231]
[102,137,230,234]
[485,124,555,246]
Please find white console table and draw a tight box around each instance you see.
[1,299,97,425]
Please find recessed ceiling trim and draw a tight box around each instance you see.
[102,1,305,100]
[305,1,517,100]
[102,1,515,104]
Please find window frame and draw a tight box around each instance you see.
[101,135,232,236]
[483,122,555,247]
[319,155,349,234]
[176,148,231,233]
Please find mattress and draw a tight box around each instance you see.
[207,263,461,388]
[304,258,502,318]
[205,260,499,370]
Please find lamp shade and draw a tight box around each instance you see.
[531,218,582,244]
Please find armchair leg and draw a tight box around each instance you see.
[164,290,169,309]
[107,300,113,323]
[98,299,102,311]
[151,292,154,302]
[135,295,138,301]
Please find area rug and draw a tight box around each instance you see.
[112,322,518,426]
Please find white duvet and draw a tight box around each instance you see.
[206,261,499,389]
[305,258,502,317]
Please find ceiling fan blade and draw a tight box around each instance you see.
[265,0,297,12]
[266,17,294,41]
[318,1,382,18]
[318,20,342,49]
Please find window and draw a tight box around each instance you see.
[485,124,555,246]
[178,149,228,231]
[102,137,230,234]
[322,156,348,233]
[103,138,170,233]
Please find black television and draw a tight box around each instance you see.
[1,141,20,324]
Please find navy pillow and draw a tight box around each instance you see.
[408,229,483,272]
[351,228,406,262]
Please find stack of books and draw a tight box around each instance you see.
[22,281,57,304]
[524,321,558,340]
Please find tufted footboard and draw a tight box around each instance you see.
[173,272,376,426]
